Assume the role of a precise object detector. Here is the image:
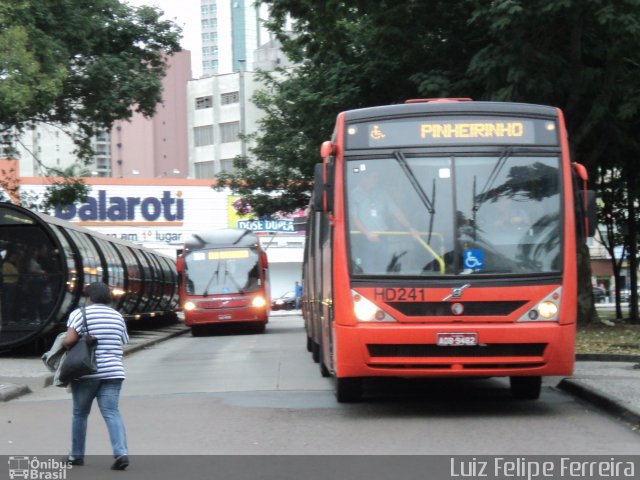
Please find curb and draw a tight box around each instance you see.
[123,325,190,356]
[576,353,640,362]
[0,383,31,402]
[557,378,640,428]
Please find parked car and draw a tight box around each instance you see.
[271,291,296,311]
[592,286,607,303]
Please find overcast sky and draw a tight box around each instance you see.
[125,0,202,77]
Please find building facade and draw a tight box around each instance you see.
[187,71,263,178]
[200,0,271,76]
[111,50,192,179]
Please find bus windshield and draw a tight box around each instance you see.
[184,247,261,295]
[346,154,561,276]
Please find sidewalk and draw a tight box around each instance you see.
[1,320,639,431]
[0,321,190,401]
[558,355,640,428]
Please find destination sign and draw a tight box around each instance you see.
[207,249,250,260]
[345,116,559,149]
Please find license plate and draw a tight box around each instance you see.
[436,332,478,347]
[218,314,232,321]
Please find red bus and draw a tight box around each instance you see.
[177,228,270,334]
[304,99,593,402]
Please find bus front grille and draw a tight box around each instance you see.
[387,301,527,317]
[367,343,546,358]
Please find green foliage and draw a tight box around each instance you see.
[40,165,91,211]
[0,0,182,164]
[218,0,640,324]
[223,0,640,219]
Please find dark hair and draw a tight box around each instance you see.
[85,282,112,305]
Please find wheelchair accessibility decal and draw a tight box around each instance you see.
[463,249,484,271]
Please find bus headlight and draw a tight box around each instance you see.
[183,301,197,311]
[537,301,558,319]
[252,296,267,308]
[352,290,395,322]
[517,287,561,322]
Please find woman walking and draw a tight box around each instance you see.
[62,282,130,470]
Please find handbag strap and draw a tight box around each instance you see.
[81,306,89,335]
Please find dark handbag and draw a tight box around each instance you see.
[59,307,98,383]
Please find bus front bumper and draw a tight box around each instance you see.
[335,322,575,378]
[184,307,268,326]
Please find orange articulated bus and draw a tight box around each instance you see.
[303,99,594,402]
[177,228,270,335]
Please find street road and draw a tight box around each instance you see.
[2,315,638,455]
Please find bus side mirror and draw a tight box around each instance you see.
[584,189,597,237]
[312,158,334,213]
[313,163,326,211]
[320,141,334,158]
[176,256,184,272]
[572,162,596,238]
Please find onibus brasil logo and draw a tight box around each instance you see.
[8,456,71,480]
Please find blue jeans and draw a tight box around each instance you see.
[71,379,128,458]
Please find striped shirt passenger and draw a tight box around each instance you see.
[63,281,130,469]
[67,303,129,379]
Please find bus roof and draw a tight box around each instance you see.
[184,228,258,251]
[342,101,559,122]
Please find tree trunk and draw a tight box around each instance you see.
[627,174,639,323]
[577,241,598,325]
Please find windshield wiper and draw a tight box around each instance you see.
[394,151,435,214]
[202,258,221,296]
[394,150,436,243]
[473,147,512,212]
[223,268,244,294]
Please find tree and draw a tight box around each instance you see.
[217,0,481,213]
[217,0,640,324]
[0,0,182,207]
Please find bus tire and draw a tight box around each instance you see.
[510,376,542,400]
[311,341,320,363]
[335,377,363,403]
[320,358,331,377]
[306,336,313,352]
[191,326,205,337]
[318,335,330,375]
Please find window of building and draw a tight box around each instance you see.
[221,92,240,105]
[201,19,210,29]
[194,125,214,147]
[195,96,213,109]
[220,122,240,143]
[202,32,210,42]
[220,158,237,174]
[195,160,215,178]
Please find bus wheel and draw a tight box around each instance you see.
[335,377,363,403]
[510,376,542,400]
[311,341,320,363]
[306,336,312,352]
[191,326,205,337]
[320,358,331,377]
